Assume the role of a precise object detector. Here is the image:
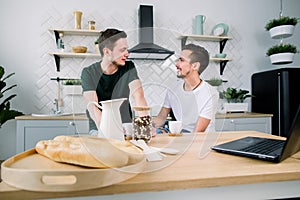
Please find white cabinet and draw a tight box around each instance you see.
[16,118,89,153]
[215,113,272,134]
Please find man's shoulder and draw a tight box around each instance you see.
[194,81,219,97]
[119,61,137,76]
[82,62,101,75]
[84,62,100,70]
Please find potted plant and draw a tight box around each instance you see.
[266,43,298,65]
[265,16,298,39]
[63,79,82,95]
[0,66,23,128]
[206,77,223,87]
[221,87,253,113]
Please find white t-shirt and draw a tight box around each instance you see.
[163,79,219,132]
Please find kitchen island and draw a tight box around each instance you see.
[1,131,300,199]
[15,112,273,153]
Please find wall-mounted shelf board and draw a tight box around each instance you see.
[179,34,233,75]
[48,28,102,71]
[49,52,100,58]
[210,57,233,61]
[179,34,232,42]
[49,52,101,71]
[49,29,102,36]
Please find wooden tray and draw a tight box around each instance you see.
[1,148,146,192]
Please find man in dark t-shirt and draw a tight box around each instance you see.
[81,28,148,133]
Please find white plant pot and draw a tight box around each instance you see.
[269,25,295,39]
[64,85,82,95]
[269,53,294,65]
[223,103,248,113]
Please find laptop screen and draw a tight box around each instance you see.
[280,104,300,161]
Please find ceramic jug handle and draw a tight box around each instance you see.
[87,101,102,110]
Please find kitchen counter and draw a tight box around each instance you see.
[1,131,300,199]
[15,113,88,120]
[216,112,273,119]
[16,112,273,120]
[215,112,273,133]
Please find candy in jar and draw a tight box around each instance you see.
[132,106,152,143]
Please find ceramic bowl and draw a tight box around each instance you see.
[215,53,227,58]
[72,46,87,53]
[212,23,229,36]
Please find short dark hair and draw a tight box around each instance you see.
[97,28,127,56]
[182,43,209,74]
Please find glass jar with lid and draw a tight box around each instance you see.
[88,21,96,30]
[132,106,152,143]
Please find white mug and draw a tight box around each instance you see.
[122,123,133,136]
[168,121,183,133]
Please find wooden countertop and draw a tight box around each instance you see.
[0,131,299,199]
[16,112,273,120]
[216,112,273,119]
[15,114,88,120]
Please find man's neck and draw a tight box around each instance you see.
[100,59,118,75]
[183,76,202,91]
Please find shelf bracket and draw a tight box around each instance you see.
[54,30,59,47]
[181,36,188,50]
[54,55,60,72]
[220,60,229,75]
[219,39,228,53]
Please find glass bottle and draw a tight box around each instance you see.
[132,106,152,143]
[88,21,96,30]
[57,33,65,52]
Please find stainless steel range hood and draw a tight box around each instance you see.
[128,5,174,60]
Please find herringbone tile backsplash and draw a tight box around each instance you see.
[35,7,242,115]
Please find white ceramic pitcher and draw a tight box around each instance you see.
[88,98,127,141]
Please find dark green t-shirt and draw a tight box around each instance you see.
[81,61,139,131]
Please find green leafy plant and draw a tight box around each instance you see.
[206,77,223,87]
[0,66,23,128]
[221,87,253,103]
[266,43,298,56]
[265,16,298,31]
[63,79,82,85]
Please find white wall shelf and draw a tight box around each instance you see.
[49,28,101,71]
[179,34,232,42]
[179,34,233,75]
[49,28,102,36]
[49,52,100,58]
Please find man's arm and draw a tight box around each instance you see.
[153,107,171,128]
[83,91,102,129]
[193,117,210,132]
[129,79,147,106]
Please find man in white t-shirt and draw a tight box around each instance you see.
[153,43,219,133]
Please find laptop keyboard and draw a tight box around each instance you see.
[239,139,285,155]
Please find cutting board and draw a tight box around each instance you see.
[1,148,146,192]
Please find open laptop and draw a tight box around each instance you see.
[211,105,300,163]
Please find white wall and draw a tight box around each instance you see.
[0,0,299,159]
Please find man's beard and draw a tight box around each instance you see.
[176,69,191,79]
[112,59,125,67]
[112,60,120,67]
